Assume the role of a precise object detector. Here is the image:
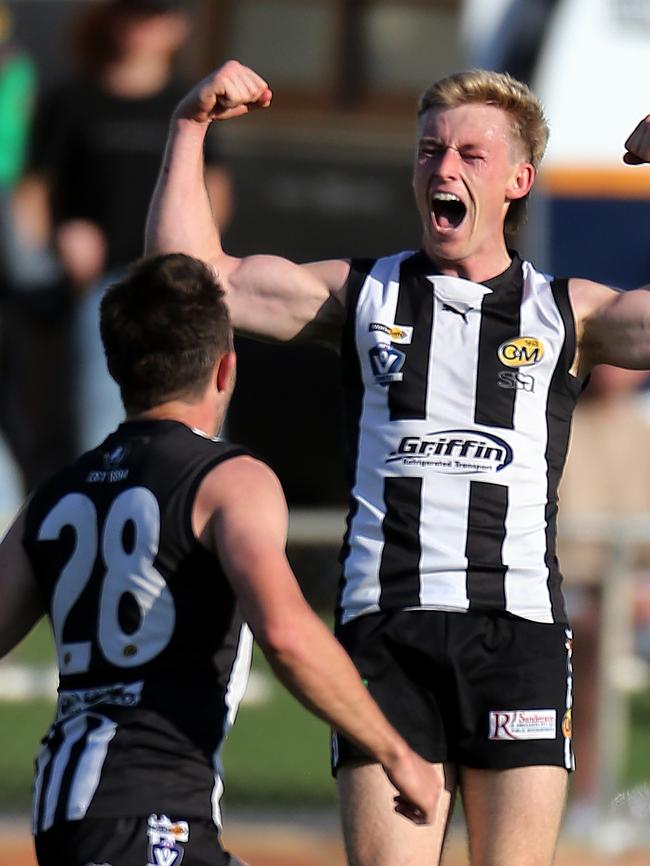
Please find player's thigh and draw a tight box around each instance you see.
[460,765,568,866]
[35,814,240,866]
[336,760,457,866]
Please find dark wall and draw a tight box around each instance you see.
[223,145,421,505]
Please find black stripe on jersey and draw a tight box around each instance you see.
[378,477,422,609]
[544,278,578,623]
[465,480,508,611]
[389,252,434,421]
[474,259,524,429]
[337,258,377,623]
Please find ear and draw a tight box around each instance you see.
[215,351,236,394]
[506,162,535,201]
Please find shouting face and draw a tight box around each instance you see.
[413,102,534,279]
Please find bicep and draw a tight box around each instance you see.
[577,280,650,369]
[0,510,45,659]
[222,254,349,344]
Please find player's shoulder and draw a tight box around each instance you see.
[199,451,279,502]
[567,276,619,323]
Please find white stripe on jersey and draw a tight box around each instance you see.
[37,713,117,833]
[211,623,253,828]
[66,715,118,822]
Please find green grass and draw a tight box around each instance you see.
[221,646,336,804]
[1,621,649,811]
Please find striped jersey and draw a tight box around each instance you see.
[338,250,583,626]
[23,420,252,834]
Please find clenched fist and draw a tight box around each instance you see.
[624,114,650,165]
[173,60,272,125]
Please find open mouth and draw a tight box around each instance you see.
[431,192,467,229]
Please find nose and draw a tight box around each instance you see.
[433,146,461,178]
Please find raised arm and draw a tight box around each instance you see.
[0,508,45,659]
[193,456,443,825]
[570,114,650,372]
[145,61,350,345]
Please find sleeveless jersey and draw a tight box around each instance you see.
[338,250,582,626]
[23,420,252,834]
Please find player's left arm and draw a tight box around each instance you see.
[570,113,650,373]
[0,508,45,659]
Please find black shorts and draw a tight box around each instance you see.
[333,609,574,773]
[35,814,247,866]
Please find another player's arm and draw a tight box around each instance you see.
[193,456,443,825]
[0,508,45,659]
[570,114,650,375]
[145,60,350,345]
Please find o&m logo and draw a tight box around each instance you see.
[498,336,544,368]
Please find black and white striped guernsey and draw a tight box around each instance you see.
[338,250,582,626]
[23,420,252,835]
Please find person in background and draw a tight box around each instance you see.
[558,365,650,832]
[0,253,441,866]
[21,0,231,454]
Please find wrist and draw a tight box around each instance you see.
[377,734,411,773]
[170,113,210,140]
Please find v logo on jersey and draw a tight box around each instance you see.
[369,343,406,386]
[151,847,182,866]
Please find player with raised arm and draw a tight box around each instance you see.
[0,253,441,866]
[146,61,650,866]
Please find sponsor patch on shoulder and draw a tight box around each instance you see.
[369,322,413,344]
[489,709,556,740]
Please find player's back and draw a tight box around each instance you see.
[23,419,252,831]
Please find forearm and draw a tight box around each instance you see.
[260,609,408,770]
[145,117,222,262]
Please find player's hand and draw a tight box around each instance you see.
[383,749,444,825]
[623,114,650,165]
[173,60,272,125]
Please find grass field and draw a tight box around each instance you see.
[1,617,650,812]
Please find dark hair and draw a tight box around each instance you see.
[100,254,232,413]
[70,0,185,77]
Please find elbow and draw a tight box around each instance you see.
[256,621,306,668]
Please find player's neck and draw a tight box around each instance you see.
[129,399,221,439]
[423,241,513,283]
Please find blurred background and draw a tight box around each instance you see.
[0,0,649,860]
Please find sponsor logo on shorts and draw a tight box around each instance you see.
[489,709,557,741]
[497,370,535,392]
[369,322,413,344]
[147,814,189,866]
[369,343,406,385]
[497,337,544,368]
[386,429,513,474]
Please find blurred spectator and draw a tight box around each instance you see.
[21,0,231,452]
[0,1,55,514]
[558,365,650,827]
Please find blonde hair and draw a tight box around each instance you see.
[418,70,549,231]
